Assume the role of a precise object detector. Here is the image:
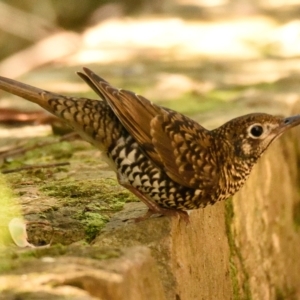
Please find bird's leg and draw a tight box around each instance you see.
[117,174,189,223]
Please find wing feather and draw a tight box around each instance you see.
[79,68,219,188]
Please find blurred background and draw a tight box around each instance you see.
[1,0,300,127]
[1,2,300,298]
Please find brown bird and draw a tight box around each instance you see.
[0,68,300,221]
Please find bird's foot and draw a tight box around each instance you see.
[134,207,190,224]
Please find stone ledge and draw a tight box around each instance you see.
[0,246,165,300]
[93,128,300,300]
[1,119,300,300]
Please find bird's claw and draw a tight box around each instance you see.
[134,207,190,224]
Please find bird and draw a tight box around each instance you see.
[0,68,300,222]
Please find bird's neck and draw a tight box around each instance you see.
[214,137,257,200]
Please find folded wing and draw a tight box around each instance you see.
[78,68,219,189]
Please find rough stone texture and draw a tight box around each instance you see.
[93,129,300,300]
[0,246,165,300]
[1,105,300,299]
[230,128,300,300]
[1,128,300,299]
[95,202,232,300]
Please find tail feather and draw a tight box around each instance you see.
[0,73,124,151]
[0,75,64,113]
[77,68,110,102]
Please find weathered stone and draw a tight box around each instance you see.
[94,129,300,300]
[1,100,300,299]
[230,131,300,300]
[95,201,232,299]
[0,246,165,300]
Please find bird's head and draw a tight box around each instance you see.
[214,113,300,162]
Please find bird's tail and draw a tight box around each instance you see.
[0,74,124,151]
[0,75,66,113]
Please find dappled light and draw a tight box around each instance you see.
[1,1,300,299]
[74,16,274,64]
[0,2,300,132]
[0,1,300,131]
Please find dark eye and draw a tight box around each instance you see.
[250,125,264,137]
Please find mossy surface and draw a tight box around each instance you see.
[293,201,300,230]
[0,243,123,275]
[225,198,252,300]
[1,136,137,246]
[157,90,229,117]
[1,56,300,298]
[0,174,23,245]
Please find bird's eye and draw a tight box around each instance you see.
[249,125,264,137]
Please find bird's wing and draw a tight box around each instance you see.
[78,68,219,189]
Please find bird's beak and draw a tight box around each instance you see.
[278,115,300,134]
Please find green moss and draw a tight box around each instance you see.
[225,198,240,300]
[24,141,74,162]
[0,137,76,175]
[0,247,45,273]
[0,260,14,273]
[293,201,300,230]
[90,248,122,260]
[276,288,285,300]
[65,245,123,260]
[0,244,67,269]
[37,243,67,257]
[77,212,108,242]
[41,178,137,207]
[0,244,123,275]
[275,286,297,300]
[225,198,252,300]
[39,177,137,242]
[3,141,138,243]
[2,133,138,244]
[3,169,47,187]
[0,174,23,245]
[157,91,228,117]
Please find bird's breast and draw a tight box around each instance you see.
[108,134,226,210]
